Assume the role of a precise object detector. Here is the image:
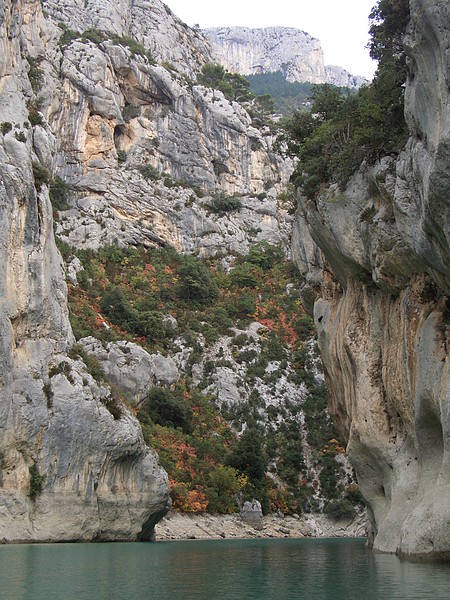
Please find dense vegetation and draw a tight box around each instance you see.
[246,72,316,116]
[197,63,254,103]
[51,4,394,516]
[62,241,361,515]
[279,0,410,198]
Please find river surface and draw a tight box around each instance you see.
[1,538,450,599]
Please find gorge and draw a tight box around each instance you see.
[0,0,449,561]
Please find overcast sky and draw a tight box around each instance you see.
[163,0,378,80]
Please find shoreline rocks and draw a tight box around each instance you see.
[155,510,367,542]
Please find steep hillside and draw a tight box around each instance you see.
[0,0,360,541]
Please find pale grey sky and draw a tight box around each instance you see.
[164,0,378,79]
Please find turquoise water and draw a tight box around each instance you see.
[0,538,450,599]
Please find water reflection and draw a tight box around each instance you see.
[0,538,449,599]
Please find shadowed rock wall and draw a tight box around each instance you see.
[292,0,450,559]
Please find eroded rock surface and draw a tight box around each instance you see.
[0,0,211,543]
[42,0,213,77]
[292,0,450,559]
[0,0,296,542]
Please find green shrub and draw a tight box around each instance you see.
[324,499,356,520]
[49,360,73,382]
[206,465,245,513]
[49,176,71,210]
[28,109,44,127]
[232,333,250,348]
[26,55,44,92]
[197,63,253,103]
[32,161,51,190]
[230,263,263,288]
[100,285,136,329]
[303,383,338,448]
[234,348,258,364]
[1,122,12,135]
[177,256,219,304]
[42,382,53,407]
[319,455,343,501]
[69,312,96,341]
[58,24,80,48]
[14,131,26,142]
[68,344,105,382]
[238,293,257,317]
[137,163,159,181]
[29,463,45,500]
[202,324,220,345]
[102,388,124,420]
[264,333,287,361]
[117,149,127,163]
[123,104,140,122]
[139,387,193,432]
[226,428,267,484]
[209,306,233,330]
[82,28,107,44]
[344,483,366,507]
[110,34,154,62]
[277,440,306,486]
[245,241,284,270]
[232,292,256,318]
[209,192,242,214]
[132,310,166,340]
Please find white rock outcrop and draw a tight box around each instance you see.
[204,26,367,87]
[42,0,213,77]
[78,337,180,404]
[34,18,293,254]
[204,26,326,83]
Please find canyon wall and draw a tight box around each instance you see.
[292,0,450,559]
[0,0,294,541]
[204,27,367,88]
[4,0,448,557]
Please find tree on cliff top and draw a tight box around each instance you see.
[281,0,410,198]
[368,0,410,65]
[197,63,254,103]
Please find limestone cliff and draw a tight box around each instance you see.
[292,0,450,559]
[0,0,235,543]
[204,27,367,88]
[42,0,213,78]
[0,0,295,541]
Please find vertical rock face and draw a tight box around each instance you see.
[0,0,170,543]
[204,27,326,83]
[292,0,450,559]
[39,4,292,256]
[203,26,367,87]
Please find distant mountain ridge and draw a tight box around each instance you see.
[203,26,368,88]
